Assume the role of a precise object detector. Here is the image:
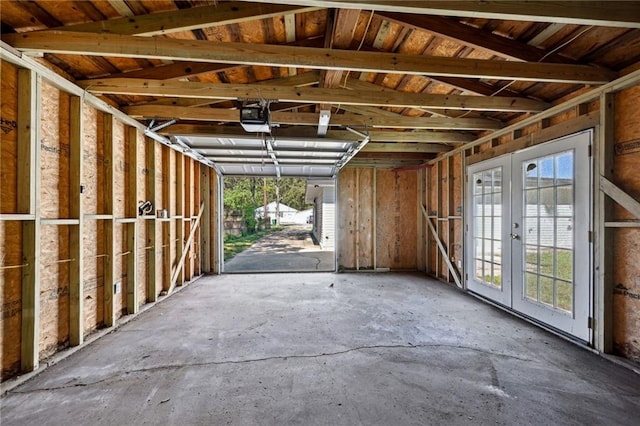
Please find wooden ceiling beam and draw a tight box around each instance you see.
[49,3,321,36]
[123,105,502,130]
[5,31,617,84]
[80,78,548,112]
[164,124,475,143]
[362,143,450,153]
[246,1,640,29]
[141,71,320,107]
[376,12,574,63]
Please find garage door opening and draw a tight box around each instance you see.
[222,176,335,273]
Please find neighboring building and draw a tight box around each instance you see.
[305,180,335,250]
[255,201,299,225]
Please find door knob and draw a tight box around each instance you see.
[510,233,520,240]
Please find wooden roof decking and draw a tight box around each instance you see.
[2,1,639,174]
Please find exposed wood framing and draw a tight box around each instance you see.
[103,113,116,327]
[377,12,574,63]
[18,68,41,372]
[200,167,211,274]
[6,31,616,84]
[125,126,138,314]
[250,0,640,28]
[52,3,320,36]
[80,78,548,112]
[600,177,640,220]
[161,147,172,292]
[595,93,615,353]
[420,205,462,288]
[145,138,158,302]
[466,111,600,165]
[169,203,205,293]
[124,106,502,130]
[69,96,84,345]
[176,153,185,285]
[431,68,640,164]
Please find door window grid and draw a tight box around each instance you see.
[472,167,502,288]
[522,151,574,314]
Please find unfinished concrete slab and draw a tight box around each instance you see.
[1,273,639,425]
[224,227,334,272]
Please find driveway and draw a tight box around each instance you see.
[224,226,335,273]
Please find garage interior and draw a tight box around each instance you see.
[1,0,640,422]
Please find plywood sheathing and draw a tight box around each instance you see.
[113,120,126,317]
[612,84,640,362]
[376,169,418,270]
[82,106,104,334]
[0,61,22,380]
[39,81,71,358]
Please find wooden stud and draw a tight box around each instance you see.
[436,161,442,278]
[448,155,456,283]
[595,93,615,352]
[18,69,41,372]
[417,168,425,272]
[103,113,115,328]
[372,168,377,270]
[126,126,138,314]
[69,96,84,346]
[176,153,185,284]
[145,138,158,302]
[200,166,211,274]
[161,146,172,291]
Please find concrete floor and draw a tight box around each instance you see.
[224,227,334,273]
[1,273,639,425]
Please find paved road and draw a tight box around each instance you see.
[224,226,335,272]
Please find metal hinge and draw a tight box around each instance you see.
[465,273,468,281]
[589,231,593,243]
[588,316,594,329]
[588,144,592,157]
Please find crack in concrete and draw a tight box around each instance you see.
[7,343,532,395]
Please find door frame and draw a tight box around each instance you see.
[465,130,593,342]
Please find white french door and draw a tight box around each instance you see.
[466,131,592,341]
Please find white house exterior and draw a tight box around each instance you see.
[305,180,335,250]
[255,201,300,225]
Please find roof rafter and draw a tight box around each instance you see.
[4,31,616,84]
[245,1,640,28]
[376,12,574,64]
[49,2,321,36]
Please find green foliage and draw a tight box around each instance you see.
[244,204,257,233]
[223,177,313,229]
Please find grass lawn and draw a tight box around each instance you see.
[224,227,283,260]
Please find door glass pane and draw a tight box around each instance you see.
[556,249,573,281]
[472,167,502,289]
[538,156,554,187]
[524,217,539,245]
[525,273,538,300]
[540,276,554,306]
[557,280,573,312]
[521,150,575,314]
[525,160,538,188]
[525,245,538,272]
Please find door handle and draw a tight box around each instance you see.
[510,233,520,240]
